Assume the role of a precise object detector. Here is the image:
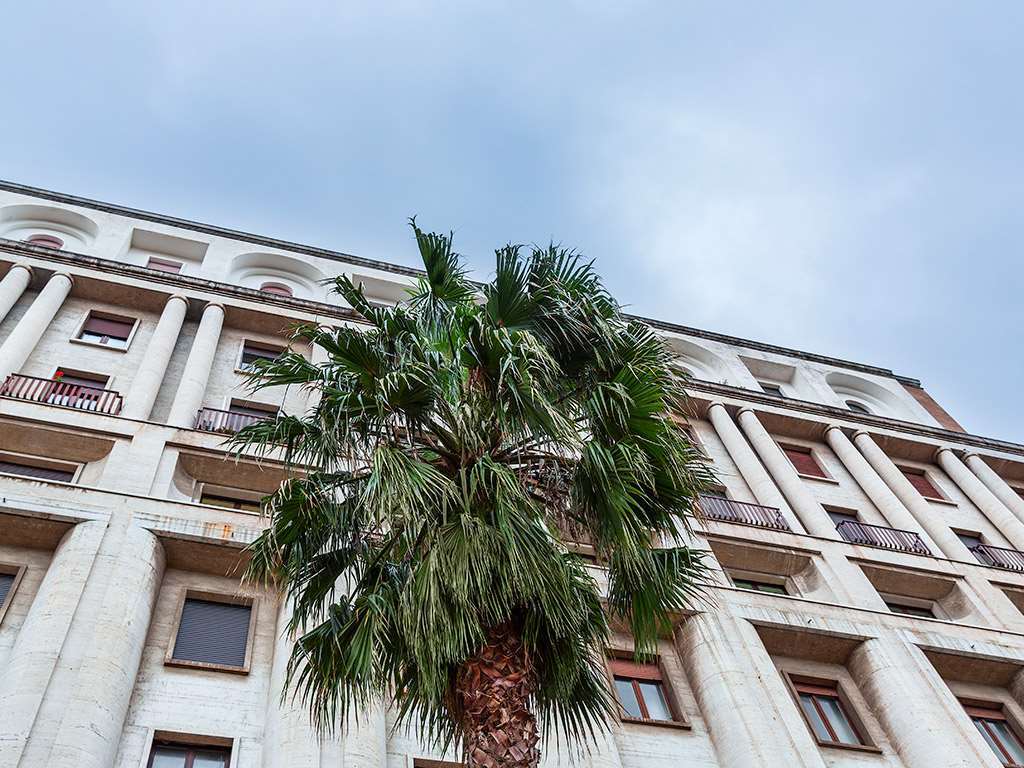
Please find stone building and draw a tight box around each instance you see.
[0,180,1023,768]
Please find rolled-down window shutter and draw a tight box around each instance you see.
[83,315,134,340]
[900,468,943,499]
[0,460,74,482]
[172,598,252,667]
[783,447,827,478]
[0,573,14,607]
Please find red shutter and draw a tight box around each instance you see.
[609,657,662,681]
[900,468,943,499]
[83,315,134,340]
[146,258,183,274]
[783,446,827,478]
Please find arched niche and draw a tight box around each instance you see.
[0,204,99,249]
[825,371,907,418]
[663,336,729,383]
[228,252,326,300]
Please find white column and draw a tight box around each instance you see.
[46,525,165,768]
[937,448,1024,551]
[0,261,32,325]
[0,521,104,768]
[122,294,189,420]
[678,614,827,768]
[851,432,973,560]
[849,639,1002,768]
[825,426,938,551]
[965,453,1024,525]
[736,408,835,537]
[0,271,73,381]
[167,302,225,428]
[706,403,803,533]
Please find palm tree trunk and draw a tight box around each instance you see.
[454,623,541,768]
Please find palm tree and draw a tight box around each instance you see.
[233,222,713,768]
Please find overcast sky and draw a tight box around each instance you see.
[2,2,1021,440]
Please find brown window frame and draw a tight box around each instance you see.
[0,563,27,626]
[606,651,688,728]
[779,443,831,480]
[165,589,258,675]
[897,465,948,501]
[783,673,877,752]
[73,310,139,351]
[962,700,1024,767]
[147,735,232,768]
[236,340,286,372]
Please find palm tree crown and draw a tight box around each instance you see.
[234,222,712,768]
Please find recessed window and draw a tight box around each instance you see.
[883,599,935,618]
[792,679,866,747]
[47,369,120,414]
[239,341,284,371]
[76,311,137,350]
[0,565,25,624]
[25,234,63,249]
[146,257,183,274]
[228,400,278,419]
[168,594,255,672]
[147,741,231,768]
[759,381,785,397]
[956,530,984,551]
[845,400,872,415]
[782,445,829,479]
[0,453,76,483]
[730,576,789,595]
[609,656,676,723]
[259,281,293,297]
[899,466,946,500]
[963,702,1024,767]
[199,485,262,513]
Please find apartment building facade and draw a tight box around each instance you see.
[1,181,1024,768]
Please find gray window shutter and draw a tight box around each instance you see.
[172,598,251,667]
[0,461,74,482]
[0,573,14,607]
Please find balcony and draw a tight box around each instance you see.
[835,520,931,556]
[0,374,123,415]
[194,407,271,434]
[970,543,1024,572]
[698,495,791,531]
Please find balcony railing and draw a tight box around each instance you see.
[835,520,931,556]
[970,543,1024,572]
[194,407,270,434]
[698,495,791,531]
[0,374,123,415]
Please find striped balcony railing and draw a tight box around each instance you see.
[698,494,791,531]
[835,520,931,556]
[195,407,269,434]
[0,374,123,415]
[971,543,1024,572]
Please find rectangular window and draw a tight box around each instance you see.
[883,600,935,618]
[54,368,109,390]
[146,257,183,274]
[792,679,865,747]
[168,595,254,672]
[0,572,15,612]
[899,467,945,500]
[0,456,76,483]
[759,381,784,397]
[239,341,283,370]
[956,530,984,551]
[730,575,788,595]
[77,312,136,349]
[782,445,829,478]
[963,703,1024,767]
[609,657,676,722]
[827,508,859,528]
[199,487,262,513]
[228,400,278,419]
[148,741,231,768]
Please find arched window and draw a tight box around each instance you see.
[845,400,872,415]
[25,234,64,249]
[259,281,293,297]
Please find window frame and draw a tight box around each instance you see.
[25,233,64,249]
[727,569,791,596]
[259,281,294,297]
[0,563,27,627]
[145,256,184,274]
[606,650,688,729]
[195,483,263,513]
[71,310,140,352]
[878,592,942,619]
[783,672,878,753]
[897,465,951,503]
[844,399,872,415]
[961,699,1024,767]
[146,733,234,768]
[164,589,258,675]
[235,339,286,374]
[758,381,786,398]
[778,443,835,482]
[0,449,81,484]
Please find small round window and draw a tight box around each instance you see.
[845,400,872,415]
[26,234,64,249]
[259,281,293,297]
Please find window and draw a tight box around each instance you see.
[199,486,262,513]
[148,741,230,768]
[259,281,293,297]
[239,341,283,371]
[228,400,278,419]
[792,679,866,747]
[609,656,676,723]
[759,381,784,397]
[883,599,935,618]
[0,565,25,624]
[782,445,829,479]
[76,311,136,349]
[146,257,183,274]
[730,576,788,595]
[25,233,63,249]
[964,702,1024,767]
[956,530,984,551]
[53,368,109,389]
[845,400,872,415]
[0,454,76,482]
[899,466,945,500]
[168,595,255,672]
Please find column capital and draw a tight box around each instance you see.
[51,271,74,287]
[934,446,955,462]
[961,450,980,461]
[851,429,874,441]
[736,406,757,418]
[202,300,225,313]
[706,401,727,412]
[824,424,845,435]
[166,293,190,307]
[8,261,33,277]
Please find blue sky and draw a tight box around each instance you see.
[2,2,1022,439]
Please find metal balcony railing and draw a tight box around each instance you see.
[835,520,931,556]
[195,407,270,434]
[0,374,123,415]
[698,495,791,531]
[970,543,1024,572]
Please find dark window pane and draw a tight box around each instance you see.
[0,572,14,607]
[150,746,189,768]
[172,599,252,668]
[0,460,74,482]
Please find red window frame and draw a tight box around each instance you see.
[899,466,945,500]
[792,679,866,747]
[609,657,676,722]
[964,703,1024,767]
[782,445,829,479]
[259,281,293,297]
[25,234,63,249]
